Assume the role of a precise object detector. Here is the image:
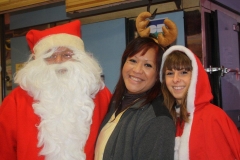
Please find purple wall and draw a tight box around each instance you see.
[212,0,240,13]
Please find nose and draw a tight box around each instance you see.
[172,73,180,83]
[55,54,64,64]
[133,63,143,74]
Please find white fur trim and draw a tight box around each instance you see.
[174,136,180,160]
[33,33,84,59]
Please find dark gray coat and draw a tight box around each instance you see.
[100,95,175,160]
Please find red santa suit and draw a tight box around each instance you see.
[160,45,240,160]
[0,20,112,160]
[0,86,111,160]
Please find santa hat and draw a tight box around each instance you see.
[26,20,85,59]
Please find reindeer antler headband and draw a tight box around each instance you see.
[136,11,178,48]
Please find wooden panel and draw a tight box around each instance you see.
[0,0,62,14]
[0,0,10,4]
[66,0,131,12]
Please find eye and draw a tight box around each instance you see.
[144,63,152,68]
[180,70,189,75]
[128,58,137,63]
[51,55,57,58]
[62,53,72,59]
[166,70,173,76]
[46,54,57,60]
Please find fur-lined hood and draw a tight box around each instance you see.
[160,45,213,113]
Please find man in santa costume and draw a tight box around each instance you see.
[0,20,111,160]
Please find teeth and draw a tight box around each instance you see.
[173,86,184,90]
[130,76,141,82]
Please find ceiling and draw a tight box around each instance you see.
[66,0,175,18]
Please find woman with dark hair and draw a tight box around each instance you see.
[94,37,175,160]
[160,45,240,160]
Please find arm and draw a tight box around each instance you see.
[133,116,175,160]
[0,95,17,159]
[0,87,41,160]
[85,86,112,160]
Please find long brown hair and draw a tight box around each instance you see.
[161,50,192,123]
[111,37,164,111]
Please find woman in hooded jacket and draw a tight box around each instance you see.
[160,45,240,160]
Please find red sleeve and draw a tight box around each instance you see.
[0,92,18,160]
[84,86,112,160]
[0,87,44,160]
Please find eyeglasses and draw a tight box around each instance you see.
[44,48,74,64]
[45,53,73,61]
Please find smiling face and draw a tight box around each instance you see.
[161,50,193,105]
[165,69,192,104]
[122,48,157,94]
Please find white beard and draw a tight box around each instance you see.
[14,53,104,160]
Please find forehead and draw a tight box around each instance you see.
[56,46,69,51]
[46,46,72,53]
[165,55,192,70]
[132,48,156,60]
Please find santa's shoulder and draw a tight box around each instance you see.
[4,86,33,103]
